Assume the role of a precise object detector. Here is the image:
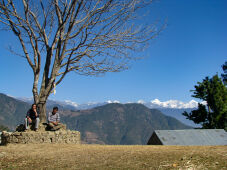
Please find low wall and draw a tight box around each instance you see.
[1,130,80,145]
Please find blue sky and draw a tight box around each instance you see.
[0,0,226,103]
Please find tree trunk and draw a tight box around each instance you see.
[36,83,54,123]
[37,102,47,123]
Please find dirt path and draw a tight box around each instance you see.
[0,144,226,169]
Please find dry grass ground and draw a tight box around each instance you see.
[0,144,226,170]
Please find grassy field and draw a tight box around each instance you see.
[0,144,226,169]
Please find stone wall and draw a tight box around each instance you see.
[1,130,80,145]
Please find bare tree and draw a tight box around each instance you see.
[0,0,162,123]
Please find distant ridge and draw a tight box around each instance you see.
[60,103,192,144]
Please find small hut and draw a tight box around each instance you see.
[147,129,227,145]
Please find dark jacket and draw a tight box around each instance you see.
[26,109,39,120]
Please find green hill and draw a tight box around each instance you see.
[61,103,192,144]
[0,93,30,130]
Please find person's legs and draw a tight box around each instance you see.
[52,123,64,131]
[47,122,55,131]
[52,124,60,130]
[48,122,55,128]
[24,118,29,130]
[47,123,64,131]
[57,123,64,129]
[35,117,40,130]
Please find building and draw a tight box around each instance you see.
[147,129,227,145]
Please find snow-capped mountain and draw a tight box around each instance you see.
[16,96,201,110]
[143,99,201,109]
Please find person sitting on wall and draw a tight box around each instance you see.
[48,107,64,131]
[25,104,40,132]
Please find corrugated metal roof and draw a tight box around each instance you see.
[148,129,227,145]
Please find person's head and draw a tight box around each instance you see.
[31,104,37,110]
[52,106,58,114]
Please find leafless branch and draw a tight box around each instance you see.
[0,0,163,121]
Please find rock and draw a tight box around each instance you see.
[13,132,21,136]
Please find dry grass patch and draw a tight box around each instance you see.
[0,144,226,169]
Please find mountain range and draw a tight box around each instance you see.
[17,96,198,126]
[60,103,191,144]
[0,93,192,144]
